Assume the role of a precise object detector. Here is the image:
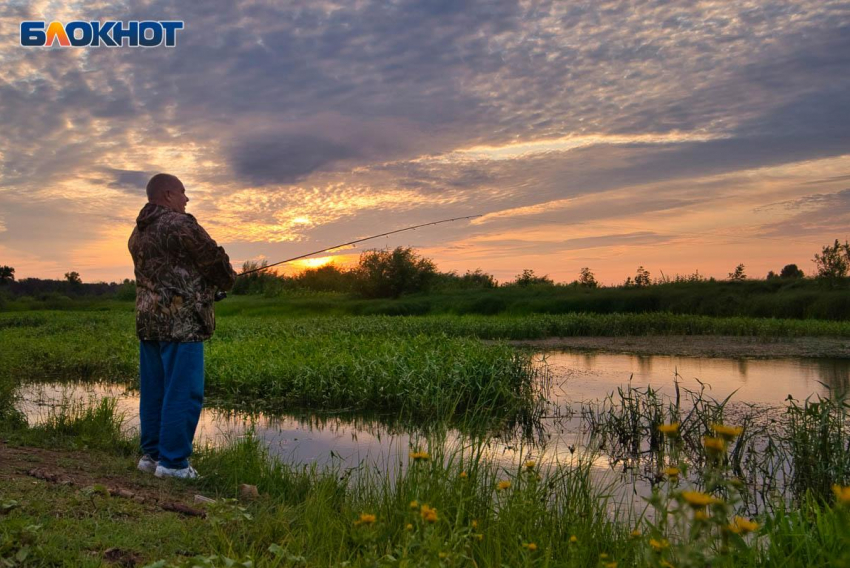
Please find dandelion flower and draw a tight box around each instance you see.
[438,552,447,559]
[524,460,536,470]
[703,436,726,453]
[599,553,609,559]
[630,529,641,538]
[681,491,722,508]
[649,538,670,551]
[524,543,538,551]
[409,500,419,509]
[459,471,468,479]
[604,563,618,568]
[409,451,430,461]
[471,520,479,529]
[694,510,709,521]
[664,467,680,479]
[497,480,512,491]
[473,533,483,541]
[569,535,578,543]
[727,516,759,534]
[657,423,680,435]
[711,423,743,439]
[405,523,413,531]
[833,484,850,504]
[420,504,438,523]
[354,513,376,526]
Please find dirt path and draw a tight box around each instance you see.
[0,441,203,515]
[492,335,850,359]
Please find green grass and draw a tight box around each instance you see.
[2,305,849,422]
[2,400,850,567]
[582,382,850,513]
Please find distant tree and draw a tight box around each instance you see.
[460,269,497,288]
[779,264,804,279]
[64,271,82,285]
[728,264,746,281]
[354,246,437,298]
[0,265,14,285]
[813,240,849,280]
[766,270,778,280]
[512,269,553,287]
[622,276,633,287]
[634,266,651,287]
[294,263,352,292]
[674,270,706,283]
[578,267,598,288]
[115,278,136,301]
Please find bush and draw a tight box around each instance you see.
[353,247,437,299]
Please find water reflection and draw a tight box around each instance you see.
[16,350,850,490]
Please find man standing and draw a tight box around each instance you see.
[128,173,237,479]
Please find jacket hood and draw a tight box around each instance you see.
[135,203,172,230]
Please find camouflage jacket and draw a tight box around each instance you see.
[128,203,237,342]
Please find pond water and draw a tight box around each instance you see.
[18,349,850,479]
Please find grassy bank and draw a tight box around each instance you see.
[2,398,850,567]
[2,307,848,419]
[5,277,850,320]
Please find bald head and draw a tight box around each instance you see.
[146,173,189,213]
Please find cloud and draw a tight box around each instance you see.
[1,0,849,281]
[101,168,151,195]
[228,132,358,186]
[757,189,850,237]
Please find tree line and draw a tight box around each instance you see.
[1,238,848,301]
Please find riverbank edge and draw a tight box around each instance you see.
[491,335,850,359]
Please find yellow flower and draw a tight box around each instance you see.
[694,510,709,521]
[833,485,850,504]
[354,513,376,526]
[664,467,680,479]
[524,543,538,551]
[630,529,641,538]
[569,535,578,543]
[497,480,512,491]
[681,491,722,508]
[703,436,726,453]
[471,520,479,529]
[728,516,759,534]
[524,460,536,470]
[473,533,483,541]
[459,471,468,479]
[420,504,438,523]
[409,500,419,509]
[649,538,670,551]
[599,553,609,559]
[438,552,447,559]
[657,423,680,435]
[711,423,744,439]
[604,563,618,568]
[405,523,413,531]
[409,451,430,461]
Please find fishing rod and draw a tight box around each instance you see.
[214,214,482,301]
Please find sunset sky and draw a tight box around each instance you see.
[1,1,849,285]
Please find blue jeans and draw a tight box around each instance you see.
[139,341,204,469]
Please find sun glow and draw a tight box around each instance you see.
[291,256,338,270]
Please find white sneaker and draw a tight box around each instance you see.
[155,464,199,480]
[137,455,159,474]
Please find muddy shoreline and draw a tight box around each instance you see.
[490,335,850,359]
